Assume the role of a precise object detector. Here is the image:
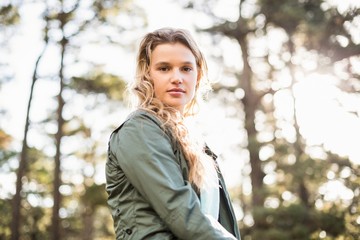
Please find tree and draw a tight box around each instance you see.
[1,2,47,239]
[4,0,146,238]
[179,0,359,238]
[0,3,19,86]
[11,33,48,240]
[37,1,143,238]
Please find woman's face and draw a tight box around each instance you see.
[149,42,198,113]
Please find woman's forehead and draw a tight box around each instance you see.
[150,43,196,64]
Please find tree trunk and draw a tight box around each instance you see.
[82,207,94,240]
[206,6,266,208]
[237,34,265,207]
[52,36,67,240]
[11,44,47,240]
[287,40,310,207]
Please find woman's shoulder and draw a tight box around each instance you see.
[109,109,174,149]
[111,109,163,136]
[123,109,163,129]
[127,109,162,125]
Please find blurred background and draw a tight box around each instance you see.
[0,0,359,239]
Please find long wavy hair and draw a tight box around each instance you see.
[130,28,215,190]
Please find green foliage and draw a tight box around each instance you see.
[21,205,50,240]
[0,129,16,167]
[259,0,360,61]
[2,0,142,238]
[319,209,345,236]
[245,203,346,240]
[81,183,108,207]
[259,0,326,34]
[26,147,54,188]
[252,228,290,240]
[0,198,11,239]
[0,4,20,26]
[70,72,127,101]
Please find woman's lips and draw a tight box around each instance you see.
[167,88,185,93]
[167,88,185,97]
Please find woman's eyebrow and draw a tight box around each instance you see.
[153,61,195,66]
[153,61,170,66]
[181,61,196,65]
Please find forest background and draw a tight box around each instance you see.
[0,0,359,239]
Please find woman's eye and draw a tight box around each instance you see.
[183,67,192,72]
[159,67,169,71]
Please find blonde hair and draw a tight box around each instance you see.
[130,27,214,190]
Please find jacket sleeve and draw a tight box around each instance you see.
[110,113,237,240]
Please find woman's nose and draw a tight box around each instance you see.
[171,69,183,84]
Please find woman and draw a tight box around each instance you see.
[106,27,241,239]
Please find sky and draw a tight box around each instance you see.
[1,0,360,205]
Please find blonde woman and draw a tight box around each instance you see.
[106,28,241,239]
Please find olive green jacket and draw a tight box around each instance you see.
[106,109,241,240]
